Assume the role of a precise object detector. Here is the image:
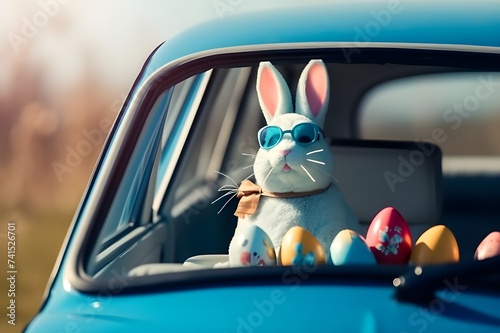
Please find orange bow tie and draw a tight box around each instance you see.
[234,179,331,218]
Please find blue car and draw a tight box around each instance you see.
[26,1,500,332]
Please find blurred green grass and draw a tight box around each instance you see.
[0,50,117,331]
[0,207,73,332]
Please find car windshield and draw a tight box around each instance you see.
[79,50,500,292]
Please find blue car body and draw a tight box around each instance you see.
[26,1,500,332]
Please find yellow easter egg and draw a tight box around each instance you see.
[410,225,459,266]
[279,226,326,266]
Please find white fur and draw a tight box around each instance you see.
[232,185,360,252]
[228,60,361,260]
[253,113,332,193]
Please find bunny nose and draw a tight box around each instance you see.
[281,150,291,156]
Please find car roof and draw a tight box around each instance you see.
[142,0,500,77]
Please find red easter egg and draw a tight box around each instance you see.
[365,207,412,265]
[474,231,500,260]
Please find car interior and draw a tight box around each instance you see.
[82,54,500,281]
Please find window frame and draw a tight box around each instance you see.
[63,45,500,293]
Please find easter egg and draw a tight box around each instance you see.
[365,207,412,265]
[474,231,500,260]
[409,225,459,265]
[330,229,376,265]
[279,226,326,266]
[229,224,276,267]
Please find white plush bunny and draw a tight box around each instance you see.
[228,59,361,258]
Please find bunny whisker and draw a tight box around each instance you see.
[245,163,272,180]
[244,172,256,180]
[242,153,267,160]
[307,163,340,184]
[262,165,275,184]
[306,158,325,165]
[213,170,238,186]
[300,165,316,183]
[243,159,269,170]
[306,149,324,156]
[218,184,237,192]
[212,189,238,205]
[217,193,238,214]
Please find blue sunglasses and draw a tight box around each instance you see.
[258,123,325,149]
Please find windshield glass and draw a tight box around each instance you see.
[359,72,500,156]
[81,54,500,290]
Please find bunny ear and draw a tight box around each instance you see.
[256,62,293,124]
[295,59,330,128]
